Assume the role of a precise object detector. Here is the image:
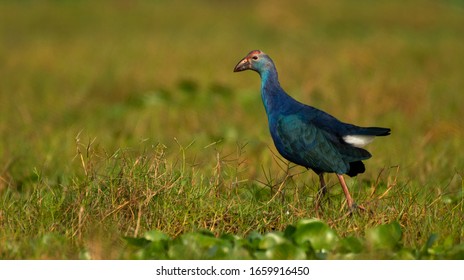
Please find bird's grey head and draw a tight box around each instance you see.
[233,50,274,74]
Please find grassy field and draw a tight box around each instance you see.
[0,0,463,259]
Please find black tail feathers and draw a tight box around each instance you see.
[346,161,366,177]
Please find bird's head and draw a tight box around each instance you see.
[233,50,273,74]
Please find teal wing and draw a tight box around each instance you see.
[274,115,350,174]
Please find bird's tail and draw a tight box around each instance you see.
[346,161,365,177]
[356,127,391,136]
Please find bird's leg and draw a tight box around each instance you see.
[336,174,366,212]
[337,174,354,209]
[319,173,328,197]
[315,173,327,213]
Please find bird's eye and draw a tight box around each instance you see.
[252,56,258,60]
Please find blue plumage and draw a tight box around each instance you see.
[234,50,390,210]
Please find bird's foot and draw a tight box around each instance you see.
[351,202,365,211]
[347,202,373,216]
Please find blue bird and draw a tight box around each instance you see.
[234,50,390,210]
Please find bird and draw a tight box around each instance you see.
[233,50,390,211]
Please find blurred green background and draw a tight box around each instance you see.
[0,0,463,259]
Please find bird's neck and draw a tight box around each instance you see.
[260,68,294,115]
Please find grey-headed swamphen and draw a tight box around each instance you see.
[234,50,390,210]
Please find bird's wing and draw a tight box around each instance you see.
[305,107,389,142]
[275,114,349,174]
[296,108,373,162]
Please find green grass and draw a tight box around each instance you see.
[0,0,463,259]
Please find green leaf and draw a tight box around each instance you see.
[144,230,170,243]
[180,232,224,248]
[262,243,307,260]
[292,219,339,251]
[419,233,439,258]
[366,222,402,251]
[395,248,415,260]
[123,236,151,247]
[246,231,263,249]
[168,232,233,259]
[219,233,240,242]
[447,243,464,259]
[425,233,438,250]
[283,224,297,239]
[259,232,286,250]
[339,236,364,254]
